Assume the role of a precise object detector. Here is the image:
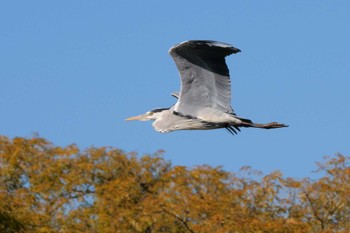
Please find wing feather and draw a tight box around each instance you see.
[169,40,241,120]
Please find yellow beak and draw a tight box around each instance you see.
[125,114,145,121]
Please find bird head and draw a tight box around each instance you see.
[126,108,168,121]
[126,111,156,121]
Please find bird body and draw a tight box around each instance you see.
[127,40,288,134]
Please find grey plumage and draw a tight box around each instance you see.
[127,40,288,134]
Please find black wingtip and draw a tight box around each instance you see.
[192,40,241,55]
[170,40,241,56]
[225,126,241,135]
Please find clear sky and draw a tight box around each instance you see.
[1,1,349,178]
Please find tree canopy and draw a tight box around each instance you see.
[0,135,349,232]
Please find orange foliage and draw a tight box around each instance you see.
[1,135,349,232]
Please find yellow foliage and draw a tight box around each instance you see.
[1,135,350,232]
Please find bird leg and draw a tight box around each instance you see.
[243,122,288,129]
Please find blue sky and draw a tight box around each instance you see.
[1,1,349,178]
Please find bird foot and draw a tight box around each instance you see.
[264,122,289,129]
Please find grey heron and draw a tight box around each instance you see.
[126,40,288,134]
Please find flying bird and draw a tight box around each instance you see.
[126,40,288,134]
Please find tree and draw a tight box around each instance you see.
[300,154,350,232]
[0,135,349,232]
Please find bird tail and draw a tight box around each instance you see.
[236,116,253,124]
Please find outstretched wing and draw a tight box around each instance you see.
[169,40,241,119]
